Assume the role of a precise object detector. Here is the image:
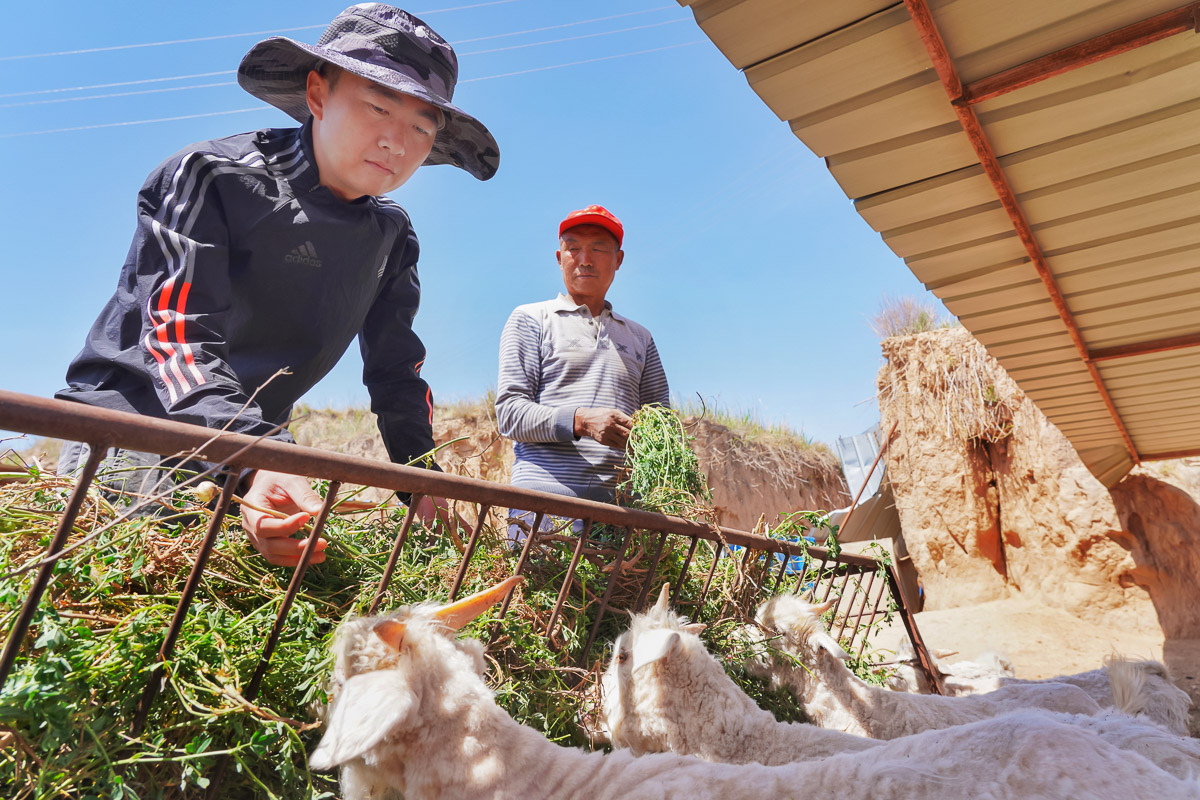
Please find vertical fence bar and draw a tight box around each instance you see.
[496,512,544,622]
[545,518,590,640]
[579,526,635,665]
[803,554,830,599]
[819,559,841,603]
[884,562,944,695]
[207,480,341,798]
[132,471,239,734]
[368,493,423,615]
[449,504,492,602]
[634,530,669,612]
[836,570,873,643]
[769,549,790,595]
[0,443,106,690]
[670,535,700,606]
[244,481,340,700]
[856,577,889,661]
[696,541,724,609]
[825,568,855,637]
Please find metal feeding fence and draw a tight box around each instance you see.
[0,389,942,795]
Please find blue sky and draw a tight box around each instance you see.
[0,0,942,447]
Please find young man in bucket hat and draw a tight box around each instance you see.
[56,4,497,566]
[496,206,670,545]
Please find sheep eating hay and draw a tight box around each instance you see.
[310,578,1200,799]
[750,593,1104,738]
[602,583,881,763]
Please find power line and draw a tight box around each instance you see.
[459,40,701,84]
[3,18,690,110]
[0,0,521,61]
[1,7,681,99]
[0,71,234,100]
[0,82,235,110]
[0,40,704,138]
[458,18,685,57]
[451,6,674,45]
[0,107,268,139]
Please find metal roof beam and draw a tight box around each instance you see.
[903,0,1141,465]
[1141,448,1200,461]
[963,3,1200,105]
[1089,331,1200,362]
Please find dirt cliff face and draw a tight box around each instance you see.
[879,328,1200,639]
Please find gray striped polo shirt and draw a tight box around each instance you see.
[496,293,670,501]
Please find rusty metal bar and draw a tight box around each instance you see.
[207,481,341,798]
[634,530,669,612]
[791,554,812,596]
[769,551,790,595]
[243,481,340,701]
[0,443,106,690]
[0,391,881,565]
[962,3,1200,105]
[825,568,856,636]
[841,568,878,651]
[671,535,701,606]
[545,518,590,640]
[132,471,239,734]
[855,574,888,661]
[579,526,636,663]
[903,0,1140,465]
[497,511,544,622]
[836,421,898,537]
[449,504,492,602]
[368,494,423,615]
[1142,448,1200,461]
[1088,331,1200,363]
[883,560,944,695]
[834,570,869,642]
[696,541,723,609]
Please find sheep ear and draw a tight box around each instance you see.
[815,631,852,661]
[681,623,707,636]
[653,583,671,612]
[435,575,524,630]
[374,620,406,651]
[631,629,681,673]
[310,671,417,770]
[810,597,837,616]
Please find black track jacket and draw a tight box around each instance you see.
[58,120,438,468]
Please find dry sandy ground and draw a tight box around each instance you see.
[872,598,1200,736]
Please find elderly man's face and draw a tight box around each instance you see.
[557,224,623,306]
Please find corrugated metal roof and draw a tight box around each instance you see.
[679,0,1200,486]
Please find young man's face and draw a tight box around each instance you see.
[557,225,623,305]
[306,69,441,201]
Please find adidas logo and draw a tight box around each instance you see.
[285,241,322,268]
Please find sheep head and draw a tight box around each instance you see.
[601,583,710,755]
[754,594,850,663]
[310,575,523,773]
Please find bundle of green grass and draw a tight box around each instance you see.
[0,408,866,798]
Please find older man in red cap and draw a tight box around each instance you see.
[495,206,670,543]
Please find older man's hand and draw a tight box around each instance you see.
[240,470,329,567]
[574,407,633,449]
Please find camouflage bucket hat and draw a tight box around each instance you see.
[237,3,499,180]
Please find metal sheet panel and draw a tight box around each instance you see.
[678,0,1200,484]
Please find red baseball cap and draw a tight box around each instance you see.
[559,205,624,247]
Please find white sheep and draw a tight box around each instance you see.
[751,593,1103,738]
[886,637,1014,695]
[310,579,1200,800]
[608,586,1200,781]
[888,637,1193,736]
[601,584,881,763]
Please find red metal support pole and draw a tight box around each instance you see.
[963,3,1200,105]
[903,0,1141,465]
